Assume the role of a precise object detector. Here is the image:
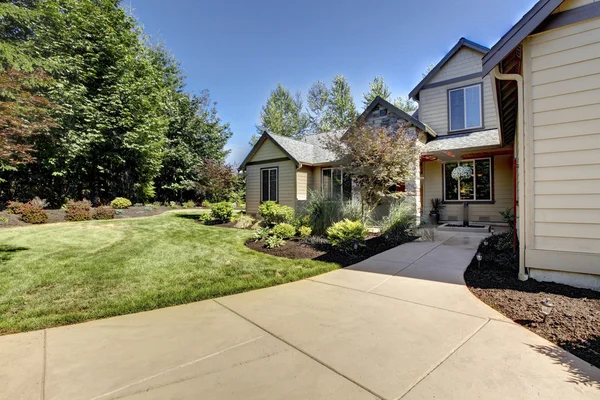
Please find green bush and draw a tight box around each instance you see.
[210,202,234,221]
[65,200,92,221]
[327,219,366,253]
[298,226,312,238]
[234,215,255,229]
[198,213,212,222]
[253,227,272,241]
[265,235,285,249]
[475,231,518,271]
[92,206,116,220]
[381,200,416,242]
[116,209,124,215]
[20,203,48,224]
[272,223,296,239]
[341,201,363,222]
[0,217,8,223]
[300,191,342,236]
[168,201,180,209]
[258,201,295,225]
[201,200,212,208]
[110,197,132,209]
[6,201,26,215]
[500,207,515,231]
[183,200,196,209]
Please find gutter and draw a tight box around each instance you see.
[492,66,528,281]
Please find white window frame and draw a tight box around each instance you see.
[443,158,492,201]
[322,168,351,201]
[448,84,483,132]
[260,167,278,202]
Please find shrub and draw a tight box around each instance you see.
[6,201,26,215]
[500,207,515,231]
[265,236,285,249]
[273,223,296,239]
[258,201,295,225]
[300,191,342,236]
[116,209,124,215]
[301,235,331,250]
[110,197,132,209]
[30,196,49,209]
[65,200,92,221]
[198,213,212,222]
[253,227,272,241]
[298,226,312,238]
[0,217,7,223]
[234,215,255,229]
[20,203,48,224]
[169,201,180,209]
[341,201,363,222]
[381,200,416,242]
[327,219,366,253]
[475,231,518,271]
[183,200,196,209]
[92,206,116,220]
[143,206,153,211]
[201,200,212,208]
[152,201,161,209]
[210,202,234,221]
[133,203,144,207]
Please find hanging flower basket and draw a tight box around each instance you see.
[451,165,473,181]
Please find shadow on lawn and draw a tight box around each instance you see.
[528,336,600,389]
[0,245,28,263]
[174,212,205,220]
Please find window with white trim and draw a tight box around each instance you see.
[322,168,352,201]
[261,167,277,202]
[449,84,482,132]
[444,158,491,201]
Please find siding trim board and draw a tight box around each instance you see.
[245,157,290,166]
[534,2,600,33]
[420,72,483,91]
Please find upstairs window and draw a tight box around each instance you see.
[449,84,482,132]
[261,167,277,202]
[322,168,352,201]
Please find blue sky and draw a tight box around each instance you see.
[128,0,535,164]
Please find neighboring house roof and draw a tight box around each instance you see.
[239,130,341,170]
[358,96,437,138]
[422,129,500,154]
[481,0,563,76]
[409,38,490,101]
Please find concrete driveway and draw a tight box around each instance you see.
[2,231,600,399]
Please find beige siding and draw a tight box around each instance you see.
[528,17,600,256]
[246,160,296,215]
[250,139,286,162]
[422,154,513,223]
[419,75,497,136]
[430,47,484,83]
[296,166,311,201]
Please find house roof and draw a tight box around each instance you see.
[409,38,490,101]
[422,129,500,154]
[481,0,563,76]
[357,96,437,138]
[238,130,341,170]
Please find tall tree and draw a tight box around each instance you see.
[393,95,418,113]
[251,83,307,145]
[362,76,391,107]
[325,75,357,130]
[306,80,331,133]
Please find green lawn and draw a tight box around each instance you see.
[0,211,338,333]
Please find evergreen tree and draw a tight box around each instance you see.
[362,76,391,107]
[325,75,357,130]
[393,95,418,113]
[251,83,307,145]
[306,80,331,133]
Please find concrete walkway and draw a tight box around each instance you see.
[2,232,599,399]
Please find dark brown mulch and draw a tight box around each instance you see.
[465,264,600,369]
[0,206,176,228]
[246,234,416,268]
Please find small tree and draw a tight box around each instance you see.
[325,121,420,217]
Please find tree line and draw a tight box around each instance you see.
[0,0,238,206]
[252,75,419,145]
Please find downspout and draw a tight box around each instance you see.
[491,66,528,281]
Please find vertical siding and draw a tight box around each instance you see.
[430,47,484,83]
[422,155,514,223]
[419,75,498,136]
[528,17,600,255]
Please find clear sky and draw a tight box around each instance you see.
[128,0,536,164]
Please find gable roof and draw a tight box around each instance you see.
[481,0,564,76]
[357,96,437,137]
[409,38,490,101]
[239,130,341,170]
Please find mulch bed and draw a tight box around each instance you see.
[0,206,176,228]
[465,263,600,368]
[246,234,416,268]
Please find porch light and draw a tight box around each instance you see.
[541,298,554,322]
[476,252,483,268]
